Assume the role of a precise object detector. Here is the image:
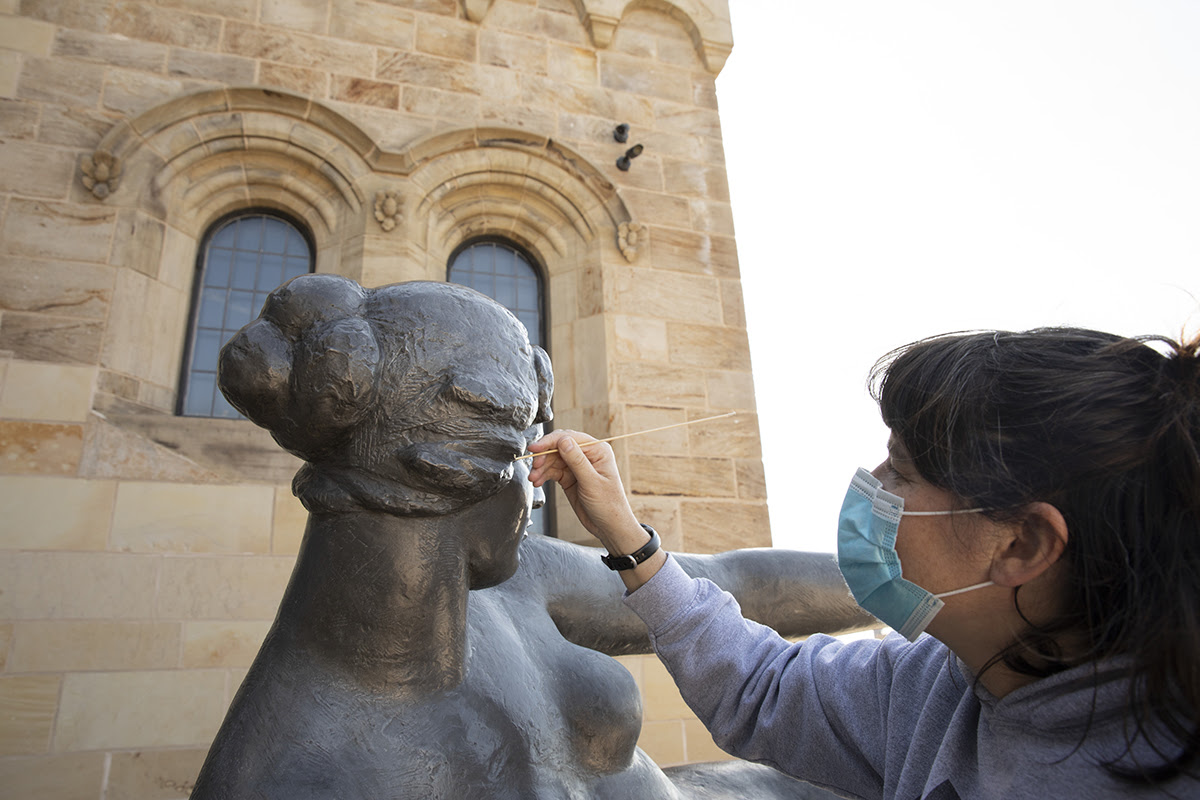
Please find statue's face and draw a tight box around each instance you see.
[462,425,544,589]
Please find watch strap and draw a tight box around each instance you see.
[600,524,661,571]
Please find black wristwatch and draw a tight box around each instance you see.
[600,524,661,571]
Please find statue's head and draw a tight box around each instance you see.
[218,275,553,523]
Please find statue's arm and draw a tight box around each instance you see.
[671,548,877,640]
[533,537,876,657]
[527,536,651,655]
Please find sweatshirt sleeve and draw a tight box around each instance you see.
[625,555,893,799]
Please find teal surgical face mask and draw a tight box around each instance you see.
[837,468,994,642]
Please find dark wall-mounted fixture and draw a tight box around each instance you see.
[613,124,630,143]
[616,144,643,171]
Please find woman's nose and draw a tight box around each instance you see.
[532,485,546,510]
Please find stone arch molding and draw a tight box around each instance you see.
[82,87,635,253]
[82,88,380,237]
[462,0,733,73]
[405,127,633,260]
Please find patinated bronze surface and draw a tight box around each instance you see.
[191,275,871,799]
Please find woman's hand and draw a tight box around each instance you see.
[527,431,658,579]
[528,431,638,541]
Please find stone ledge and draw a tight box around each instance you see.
[87,411,300,485]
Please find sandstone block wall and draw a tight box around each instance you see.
[0,0,763,794]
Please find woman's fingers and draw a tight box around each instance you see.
[554,435,598,479]
[529,429,597,455]
[528,430,598,488]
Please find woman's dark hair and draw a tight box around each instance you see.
[870,327,1200,784]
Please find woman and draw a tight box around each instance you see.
[190,274,870,800]
[529,327,1200,798]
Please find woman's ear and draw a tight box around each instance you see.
[989,502,1069,587]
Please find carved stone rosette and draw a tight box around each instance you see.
[617,221,645,262]
[81,150,121,199]
[373,191,402,232]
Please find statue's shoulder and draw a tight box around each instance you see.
[500,534,608,596]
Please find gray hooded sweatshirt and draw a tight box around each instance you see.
[624,556,1197,799]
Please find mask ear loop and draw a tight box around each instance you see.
[934,580,995,598]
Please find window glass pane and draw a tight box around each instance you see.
[284,256,309,280]
[517,277,538,311]
[284,227,306,256]
[211,224,237,250]
[479,244,495,271]
[184,372,216,416]
[495,277,516,307]
[233,217,263,250]
[466,271,489,295]
[231,250,258,289]
[224,290,254,329]
[198,288,227,329]
[193,329,222,372]
[492,246,516,277]
[257,253,285,291]
[262,218,287,253]
[204,252,231,287]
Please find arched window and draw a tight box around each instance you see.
[448,239,552,535]
[179,212,313,417]
[448,239,545,348]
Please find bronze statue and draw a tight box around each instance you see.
[191,275,871,799]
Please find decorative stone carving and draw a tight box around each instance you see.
[461,0,493,22]
[373,190,402,232]
[586,14,620,48]
[618,221,645,262]
[80,151,121,199]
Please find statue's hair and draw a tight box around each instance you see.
[219,275,553,516]
[871,327,1200,784]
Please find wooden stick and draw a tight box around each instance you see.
[515,411,737,460]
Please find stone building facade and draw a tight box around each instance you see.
[0,0,768,795]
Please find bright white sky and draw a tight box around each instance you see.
[715,1,1200,552]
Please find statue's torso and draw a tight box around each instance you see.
[190,554,678,799]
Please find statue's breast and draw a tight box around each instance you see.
[547,635,644,772]
[465,591,644,775]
